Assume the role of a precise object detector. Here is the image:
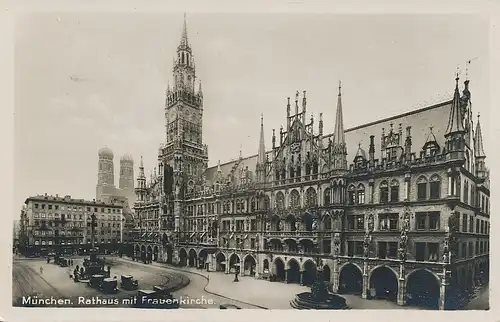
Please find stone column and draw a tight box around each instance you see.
[447,172,453,196]
[299,270,304,285]
[254,254,260,279]
[439,269,450,310]
[404,173,411,201]
[369,180,374,204]
[332,258,339,292]
[362,261,368,299]
[397,263,406,306]
[285,269,289,283]
[225,261,230,274]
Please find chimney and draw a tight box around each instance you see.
[369,135,375,164]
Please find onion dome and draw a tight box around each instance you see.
[120,154,134,162]
[98,146,114,158]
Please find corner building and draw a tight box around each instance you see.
[22,194,125,256]
[134,16,490,310]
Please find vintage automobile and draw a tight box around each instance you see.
[88,274,118,293]
[88,274,105,288]
[120,275,139,290]
[133,286,179,309]
[58,258,69,267]
[101,277,119,294]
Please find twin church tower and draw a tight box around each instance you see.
[96,146,136,206]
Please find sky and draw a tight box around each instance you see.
[14,13,490,210]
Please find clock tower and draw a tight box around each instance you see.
[160,14,208,238]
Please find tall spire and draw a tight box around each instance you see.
[445,75,465,136]
[332,81,347,171]
[180,12,189,47]
[139,156,145,178]
[333,80,346,146]
[475,113,486,158]
[257,114,266,164]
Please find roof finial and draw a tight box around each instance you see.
[180,12,188,46]
[261,113,264,126]
[338,80,342,96]
[429,125,434,133]
[455,65,460,83]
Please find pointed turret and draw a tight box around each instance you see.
[135,156,147,202]
[475,113,485,158]
[444,75,466,157]
[445,76,466,136]
[198,79,203,97]
[180,13,189,47]
[257,114,266,164]
[475,113,487,179]
[333,81,346,147]
[332,81,347,171]
[256,115,267,183]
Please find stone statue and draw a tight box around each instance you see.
[367,214,374,232]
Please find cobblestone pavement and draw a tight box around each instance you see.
[120,258,413,310]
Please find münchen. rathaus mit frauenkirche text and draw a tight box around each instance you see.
[130,16,490,310]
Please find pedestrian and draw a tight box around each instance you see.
[39,266,43,274]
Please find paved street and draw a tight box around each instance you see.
[462,284,489,310]
[115,257,417,310]
[13,256,489,310]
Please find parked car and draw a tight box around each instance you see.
[120,275,139,290]
[101,277,118,294]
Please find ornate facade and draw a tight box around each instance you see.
[133,16,490,310]
[22,194,124,256]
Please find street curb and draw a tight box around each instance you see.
[118,257,268,309]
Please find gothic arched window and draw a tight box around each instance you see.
[290,189,300,208]
[275,192,285,210]
[390,179,400,203]
[417,176,427,200]
[305,187,317,208]
[430,174,441,199]
[379,181,389,204]
[357,184,365,204]
[323,188,331,206]
[348,185,356,205]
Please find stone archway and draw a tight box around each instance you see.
[229,253,241,273]
[216,252,226,272]
[287,259,301,284]
[274,258,286,281]
[302,260,317,286]
[369,266,398,301]
[406,269,440,309]
[146,245,152,263]
[134,245,140,259]
[188,249,197,267]
[199,249,208,269]
[323,265,331,283]
[153,246,159,262]
[338,263,363,294]
[243,255,257,276]
[263,259,270,271]
[178,248,187,266]
[166,245,173,264]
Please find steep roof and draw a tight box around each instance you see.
[203,98,453,183]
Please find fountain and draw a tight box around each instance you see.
[290,258,349,310]
[80,214,107,279]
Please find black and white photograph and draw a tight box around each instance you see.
[7,2,495,319]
